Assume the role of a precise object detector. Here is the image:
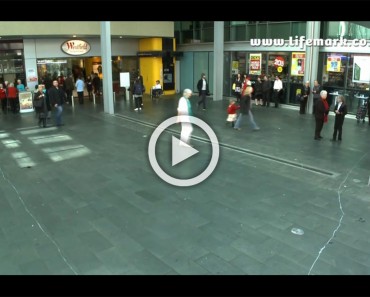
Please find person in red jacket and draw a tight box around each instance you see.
[0,83,7,113]
[226,99,240,128]
[6,82,18,113]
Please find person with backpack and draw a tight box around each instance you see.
[132,76,145,111]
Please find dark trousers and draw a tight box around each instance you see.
[10,98,18,113]
[312,98,319,114]
[273,90,280,107]
[38,113,46,127]
[65,89,72,104]
[299,97,308,114]
[262,90,270,107]
[198,90,207,109]
[1,98,7,112]
[77,91,84,104]
[315,118,324,139]
[135,96,142,109]
[333,115,344,140]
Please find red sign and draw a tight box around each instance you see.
[274,56,285,68]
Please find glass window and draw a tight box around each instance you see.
[0,48,25,87]
[268,22,290,39]
[193,52,209,90]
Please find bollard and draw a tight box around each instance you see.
[71,96,74,108]
[93,93,96,105]
[113,92,116,103]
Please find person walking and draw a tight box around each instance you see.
[177,88,193,146]
[33,84,47,128]
[64,74,74,104]
[234,85,260,131]
[48,80,66,127]
[331,95,347,141]
[233,73,243,103]
[75,76,85,105]
[226,99,239,128]
[197,73,209,110]
[314,90,329,140]
[132,76,145,111]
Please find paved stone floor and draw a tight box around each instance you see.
[0,93,369,275]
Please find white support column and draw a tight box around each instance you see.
[101,22,114,114]
[213,21,224,101]
[305,21,321,114]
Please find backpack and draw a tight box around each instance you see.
[134,82,145,95]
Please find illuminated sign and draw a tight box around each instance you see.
[61,40,91,56]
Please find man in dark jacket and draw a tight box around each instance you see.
[48,80,66,126]
[197,73,209,110]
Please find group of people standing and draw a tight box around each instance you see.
[0,79,27,114]
[232,74,283,108]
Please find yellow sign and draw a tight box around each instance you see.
[232,61,239,74]
[291,52,305,76]
[327,56,341,72]
[277,66,283,73]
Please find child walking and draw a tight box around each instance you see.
[226,99,239,128]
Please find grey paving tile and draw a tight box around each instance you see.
[78,230,113,253]
[19,259,52,275]
[160,250,210,275]
[129,249,173,275]
[195,252,245,274]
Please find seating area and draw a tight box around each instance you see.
[151,88,163,100]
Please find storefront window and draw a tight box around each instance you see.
[0,41,25,87]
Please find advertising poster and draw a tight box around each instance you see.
[327,56,341,72]
[249,54,261,75]
[232,61,239,74]
[291,52,305,76]
[18,91,34,113]
[26,68,38,91]
[352,55,370,83]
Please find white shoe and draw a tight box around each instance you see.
[139,108,142,110]
[134,108,138,111]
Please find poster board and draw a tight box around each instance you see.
[120,72,130,87]
[327,56,341,72]
[19,91,34,113]
[249,54,261,75]
[291,52,305,76]
[352,56,370,83]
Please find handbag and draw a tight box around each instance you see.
[33,99,43,108]
[232,83,236,91]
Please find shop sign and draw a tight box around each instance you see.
[61,40,91,56]
[249,54,261,75]
[291,52,305,76]
[273,56,285,68]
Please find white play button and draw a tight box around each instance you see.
[148,116,219,187]
[171,136,199,166]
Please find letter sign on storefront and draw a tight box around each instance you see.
[61,40,91,56]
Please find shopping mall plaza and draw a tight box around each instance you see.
[0,21,369,275]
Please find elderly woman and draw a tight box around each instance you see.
[314,90,329,140]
